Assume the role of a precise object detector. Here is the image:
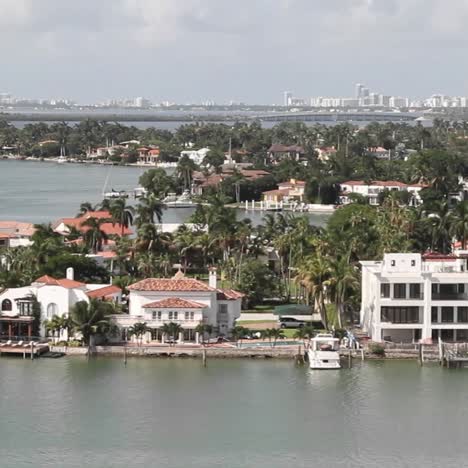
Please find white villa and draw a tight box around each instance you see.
[180,148,210,165]
[0,268,121,339]
[339,180,425,206]
[361,252,468,344]
[113,269,243,344]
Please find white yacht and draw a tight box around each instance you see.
[307,334,341,369]
[163,190,195,208]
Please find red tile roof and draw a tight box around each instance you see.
[217,289,245,300]
[34,276,86,289]
[35,275,60,285]
[0,221,36,237]
[422,252,457,262]
[86,285,122,299]
[128,278,214,292]
[142,298,206,309]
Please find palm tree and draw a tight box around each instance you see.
[76,202,96,217]
[294,325,315,349]
[450,201,468,249]
[195,323,214,345]
[297,252,331,330]
[110,198,134,236]
[161,322,183,346]
[70,299,115,352]
[176,155,197,190]
[128,322,149,346]
[135,195,163,227]
[231,326,249,347]
[82,218,109,253]
[269,328,285,347]
[325,257,359,328]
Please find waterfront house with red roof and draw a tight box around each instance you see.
[0,268,121,340]
[114,268,243,344]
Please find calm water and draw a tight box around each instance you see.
[0,160,329,226]
[0,358,466,467]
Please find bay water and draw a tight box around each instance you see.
[0,357,466,468]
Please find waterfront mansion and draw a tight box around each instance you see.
[113,269,243,344]
[0,268,121,340]
[361,252,468,343]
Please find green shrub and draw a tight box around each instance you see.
[369,343,385,356]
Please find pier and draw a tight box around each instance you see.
[0,341,49,359]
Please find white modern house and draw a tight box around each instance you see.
[361,252,468,343]
[0,268,121,339]
[339,180,425,206]
[114,269,243,344]
[180,148,210,165]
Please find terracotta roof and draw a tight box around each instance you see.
[35,275,60,285]
[0,221,36,237]
[34,276,86,289]
[148,149,160,155]
[56,279,86,289]
[128,278,214,292]
[422,252,457,262]
[86,285,121,298]
[54,211,132,236]
[96,250,118,259]
[262,189,290,195]
[142,298,206,309]
[217,289,245,300]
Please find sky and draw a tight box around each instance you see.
[1,0,468,104]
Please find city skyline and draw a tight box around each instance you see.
[1,0,468,103]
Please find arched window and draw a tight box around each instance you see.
[46,303,58,318]
[1,299,12,312]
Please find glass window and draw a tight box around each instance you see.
[47,303,58,318]
[185,311,190,320]
[409,284,422,299]
[391,260,396,266]
[458,307,468,323]
[431,307,439,323]
[393,284,407,299]
[152,311,162,320]
[1,299,12,311]
[380,284,390,298]
[411,260,416,266]
[190,311,194,320]
[381,307,419,323]
[168,311,173,320]
[18,302,33,316]
[173,312,178,320]
[441,307,454,323]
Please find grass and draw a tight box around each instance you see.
[236,320,277,326]
[282,329,300,338]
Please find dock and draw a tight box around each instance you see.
[0,342,49,359]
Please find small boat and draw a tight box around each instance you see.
[134,187,148,199]
[308,333,341,369]
[104,189,129,199]
[163,190,195,208]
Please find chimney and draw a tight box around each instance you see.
[66,267,74,281]
[208,267,217,289]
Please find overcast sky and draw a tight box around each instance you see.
[1,0,467,104]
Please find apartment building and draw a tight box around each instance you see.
[361,253,468,343]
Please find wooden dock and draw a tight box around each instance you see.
[0,343,49,359]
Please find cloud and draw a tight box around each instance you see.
[0,0,466,101]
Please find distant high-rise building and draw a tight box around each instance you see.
[283,91,293,106]
[355,83,364,99]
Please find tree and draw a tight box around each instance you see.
[135,195,163,227]
[268,328,285,347]
[450,201,468,249]
[70,299,115,351]
[110,198,134,236]
[82,218,109,253]
[77,202,96,217]
[139,168,174,198]
[195,323,214,345]
[161,322,183,346]
[237,259,279,307]
[129,322,150,346]
[230,326,250,347]
[176,154,197,190]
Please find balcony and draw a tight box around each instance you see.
[431,293,468,301]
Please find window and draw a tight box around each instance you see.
[47,303,58,318]
[381,307,419,323]
[18,302,33,316]
[431,307,439,323]
[184,311,195,320]
[411,260,416,267]
[393,284,407,299]
[1,299,12,312]
[169,311,173,320]
[152,311,162,320]
[441,307,454,323]
[218,304,228,314]
[391,260,396,266]
[169,311,178,321]
[380,284,390,298]
[458,307,468,323]
[409,284,422,299]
